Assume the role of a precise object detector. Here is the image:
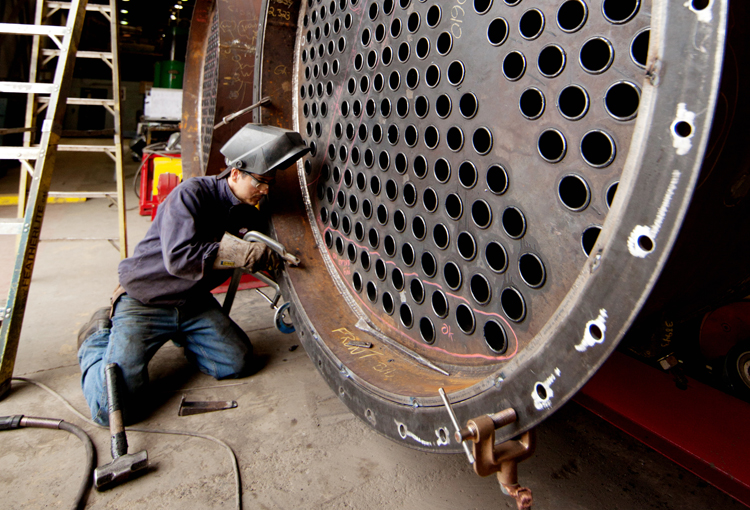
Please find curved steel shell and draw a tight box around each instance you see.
[184,0,750,453]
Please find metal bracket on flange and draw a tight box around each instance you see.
[440,388,535,510]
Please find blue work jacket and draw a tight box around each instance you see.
[118,175,263,306]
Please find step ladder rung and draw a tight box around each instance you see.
[0,82,55,95]
[38,97,115,106]
[0,23,67,37]
[46,1,112,13]
[0,147,40,160]
[56,144,116,152]
[41,49,113,60]
[49,191,116,199]
[0,219,25,236]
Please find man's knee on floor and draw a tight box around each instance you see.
[216,349,253,379]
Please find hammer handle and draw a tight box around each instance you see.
[104,363,128,459]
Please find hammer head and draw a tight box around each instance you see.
[94,450,148,491]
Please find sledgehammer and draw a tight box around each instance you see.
[94,363,148,491]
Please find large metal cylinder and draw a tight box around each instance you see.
[183,0,750,452]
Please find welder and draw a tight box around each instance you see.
[77,124,309,425]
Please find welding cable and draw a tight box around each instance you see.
[0,415,96,510]
[10,377,242,510]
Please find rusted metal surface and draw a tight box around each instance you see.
[183,0,266,178]
[182,0,750,462]
[270,167,484,399]
[254,0,300,130]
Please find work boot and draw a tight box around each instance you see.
[77,307,112,349]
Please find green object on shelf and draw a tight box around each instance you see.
[154,60,184,89]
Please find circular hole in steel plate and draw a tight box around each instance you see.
[537,45,566,78]
[423,187,439,212]
[581,225,602,256]
[432,289,449,318]
[394,209,406,231]
[519,88,545,120]
[426,5,441,27]
[413,154,428,178]
[558,174,591,211]
[392,266,405,290]
[487,17,509,46]
[471,200,492,228]
[403,182,417,206]
[445,193,463,220]
[377,203,389,225]
[410,277,425,303]
[384,235,397,256]
[365,282,378,303]
[382,291,395,314]
[433,223,450,250]
[458,161,477,188]
[456,303,476,334]
[420,317,436,344]
[631,28,649,68]
[484,319,508,353]
[558,85,589,120]
[470,273,492,304]
[501,287,526,322]
[538,129,566,163]
[519,9,544,40]
[502,206,526,239]
[395,152,408,173]
[580,37,614,74]
[557,0,587,32]
[412,215,426,240]
[580,130,616,168]
[602,0,640,24]
[386,179,398,200]
[457,231,477,261]
[421,251,437,277]
[606,182,618,209]
[447,61,465,86]
[472,127,492,155]
[459,93,477,118]
[605,82,640,121]
[443,261,462,290]
[436,94,452,118]
[416,37,430,59]
[402,242,415,266]
[474,0,493,15]
[436,32,452,55]
[406,68,420,89]
[485,241,508,273]
[400,303,414,328]
[376,258,387,279]
[434,158,451,183]
[425,125,440,149]
[518,253,546,288]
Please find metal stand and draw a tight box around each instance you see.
[0,0,89,398]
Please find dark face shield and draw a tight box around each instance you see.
[219,124,311,177]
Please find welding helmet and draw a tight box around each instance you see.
[219,124,310,177]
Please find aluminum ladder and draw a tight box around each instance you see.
[22,0,128,257]
[0,0,90,397]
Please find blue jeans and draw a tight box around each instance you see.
[78,294,253,425]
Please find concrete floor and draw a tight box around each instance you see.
[0,148,746,509]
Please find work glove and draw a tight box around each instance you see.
[213,233,273,272]
[267,251,282,274]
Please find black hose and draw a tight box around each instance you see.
[133,165,142,199]
[59,421,97,510]
[0,416,97,510]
